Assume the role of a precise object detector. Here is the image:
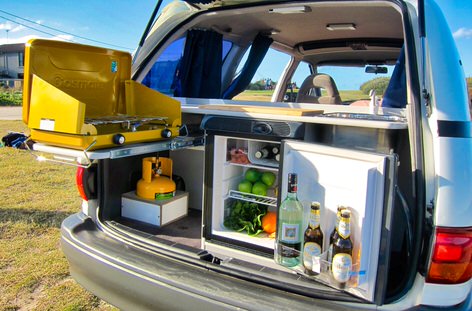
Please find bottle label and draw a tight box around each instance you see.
[281,223,300,243]
[337,218,350,239]
[332,253,352,283]
[303,242,322,270]
[309,210,320,228]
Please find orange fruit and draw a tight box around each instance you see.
[262,211,277,234]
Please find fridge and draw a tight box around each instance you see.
[203,134,396,303]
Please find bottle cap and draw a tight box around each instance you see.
[311,202,321,210]
[340,209,351,218]
[287,173,297,192]
[288,173,297,183]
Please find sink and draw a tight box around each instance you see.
[319,112,406,122]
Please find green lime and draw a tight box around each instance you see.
[238,180,253,193]
[245,168,261,183]
[251,181,267,196]
[261,171,276,187]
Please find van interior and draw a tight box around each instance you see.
[86,1,417,306]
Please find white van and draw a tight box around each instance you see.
[24,0,471,310]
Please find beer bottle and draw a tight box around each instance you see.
[275,173,304,267]
[331,209,353,289]
[303,202,324,275]
[327,206,345,267]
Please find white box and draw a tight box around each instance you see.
[121,190,188,226]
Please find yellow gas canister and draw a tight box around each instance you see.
[136,157,176,200]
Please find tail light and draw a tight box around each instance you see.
[76,167,88,201]
[426,227,472,284]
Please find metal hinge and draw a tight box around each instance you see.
[426,199,434,217]
[422,88,432,117]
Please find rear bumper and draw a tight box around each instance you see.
[61,213,354,311]
[61,213,472,311]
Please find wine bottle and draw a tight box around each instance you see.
[303,202,324,275]
[331,209,353,289]
[275,173,304,267]
[254,145,272,159]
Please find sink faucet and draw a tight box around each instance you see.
[369,89,379,115]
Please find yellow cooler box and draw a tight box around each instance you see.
[22,39,181,150]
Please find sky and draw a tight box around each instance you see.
[1,0,471,89]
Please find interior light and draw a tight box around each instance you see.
[326,23,357,31]
[269,6,311,14]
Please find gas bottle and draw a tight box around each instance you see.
[136,157,176,200]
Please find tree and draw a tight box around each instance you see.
[247,79,276,91]
[360,77,390,96]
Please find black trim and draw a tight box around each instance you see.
[437,120,472,138]
[138,1,163,48]
[418,0,426,38]
[374,155,398,305]
[82,164,97,200]
[301,38,404,51]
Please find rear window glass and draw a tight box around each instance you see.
[142,38,233,96]
[317,65,394,102]
[233,48,290,102]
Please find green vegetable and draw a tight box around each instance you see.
[224,199,268,236]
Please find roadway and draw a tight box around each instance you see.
[0,106,22,120]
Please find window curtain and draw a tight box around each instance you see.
[222,34,273,99]
[382,47,406,108]
[174,29,222,98]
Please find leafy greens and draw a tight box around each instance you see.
[224,199,268,236]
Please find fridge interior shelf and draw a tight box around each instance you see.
[225,161,278,172]
[212,227,275,250]
[247,141,280,168]
[285,248,364,292]
[228,190,277,207]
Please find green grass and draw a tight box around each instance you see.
[235,89,369,102]
[0,121,116,311]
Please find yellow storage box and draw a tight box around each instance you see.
[23,39,181,150]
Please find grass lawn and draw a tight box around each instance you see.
[235,89,369,102]
[0,121,115,310]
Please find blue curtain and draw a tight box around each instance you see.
[382,47,406,108]
[223,34,273,99]
[174,29,222,98]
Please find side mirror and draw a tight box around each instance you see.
[365,66,388,74]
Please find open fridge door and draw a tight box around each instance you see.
[279,140,397,304]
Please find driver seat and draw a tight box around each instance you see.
[296,73,342,104]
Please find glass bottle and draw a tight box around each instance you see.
[303,202,324,275]
[327,206,345,268]
[275,173,304,267]
[331,209,353,289]
[254,145,272,159]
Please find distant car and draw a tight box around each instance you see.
[26,0,471,310]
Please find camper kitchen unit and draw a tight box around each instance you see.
[22,0,471,310]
